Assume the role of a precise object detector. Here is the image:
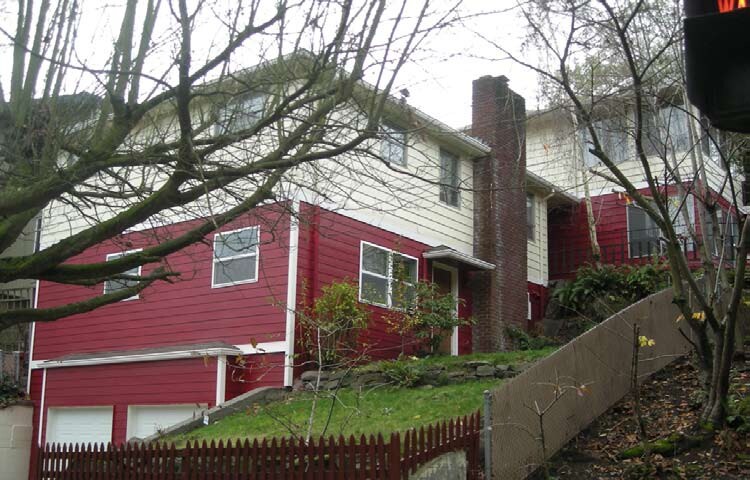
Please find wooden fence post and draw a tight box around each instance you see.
[388,432,400,480]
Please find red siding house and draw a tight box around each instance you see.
[526,101,743,284]
[27,74,572,456]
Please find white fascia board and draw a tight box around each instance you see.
[422,249,496,270]
[235,341,287,355]
[30,346,242,370]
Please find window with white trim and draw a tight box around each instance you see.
[212,226,260,287]
[380,123,407,166]
[359,242,418,308]
[215,94,266,135]
[103,249,142,299]
[526,193,535,241]
[439,148,460,207]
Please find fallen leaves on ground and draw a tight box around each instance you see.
[540,353,750,479]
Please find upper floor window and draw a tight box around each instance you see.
[359,242,418,308]
[380,124,407,167]
[104,249,142,300]
[212,226,260,287]
[439,148,460,207]
[581,118,629,167]
[644,106,691,156]
[215,94,266,135]
[527,193,535,241]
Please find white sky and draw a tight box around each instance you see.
[0,1,540,130]
[392,3,541,128]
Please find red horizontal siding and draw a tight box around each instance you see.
[34,205,292,360]
[31,358,215,447]
[225,352,285,400]
[549,184,736,279]
[296,203,474,360]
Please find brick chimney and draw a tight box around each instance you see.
[470,75,527,352]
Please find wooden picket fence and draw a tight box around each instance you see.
[36,411,481,479]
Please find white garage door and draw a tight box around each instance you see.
[46,407,113,445]
[127,404,206,440]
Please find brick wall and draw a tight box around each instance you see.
[470,75,527,352]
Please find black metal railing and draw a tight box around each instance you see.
[550,230,737,278]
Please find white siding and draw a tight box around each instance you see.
[527,110,741,206]
[526,113,581,197]
[288,132,476,254]
[40,103,481,255]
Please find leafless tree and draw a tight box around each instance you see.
[480,0,748,426]
[0,0,462,330]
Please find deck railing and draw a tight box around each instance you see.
[0,286,34,311]
[0,286,34,385]
[550,228,737,278]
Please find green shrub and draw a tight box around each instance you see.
[553,261,669,322]
[386,280,474,355]
[380,359,425,387]
[0,380,24,407]
[298,280,370,368]
[506,325,558,351]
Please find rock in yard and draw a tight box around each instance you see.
[465,360,491,368]
[322,379,341,390]
[446,371,467,384]
[353,373,387,387]
[300,370,329,382]
[476,365,496,377]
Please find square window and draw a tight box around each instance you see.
[103,250,142,300]
[212,226,260,287]
[215,94,266,135]
[359,242,418,308]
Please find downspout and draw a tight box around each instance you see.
[284,200,301,388]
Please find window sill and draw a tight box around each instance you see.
[439,200,461,211]
[358,297,391,309]
[212,277,259,289]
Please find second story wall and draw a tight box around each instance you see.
[526,108,741,206]
[33,204,293,361]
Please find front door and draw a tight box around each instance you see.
[432,263,458,356]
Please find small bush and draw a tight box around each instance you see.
[298,280,370,368]
[380,359,425,387]
[0,380,24,407]
[506,325,558,351]
[553,261,669,322]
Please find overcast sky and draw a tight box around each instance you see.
[393,2,541,129]
[0,1,539,130]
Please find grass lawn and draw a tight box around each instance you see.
[167,347,556,445]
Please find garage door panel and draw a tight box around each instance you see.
[46,407,113,445]
[127,404,206,440]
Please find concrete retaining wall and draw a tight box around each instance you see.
[490,288,697,479]
[0,403,33,480]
